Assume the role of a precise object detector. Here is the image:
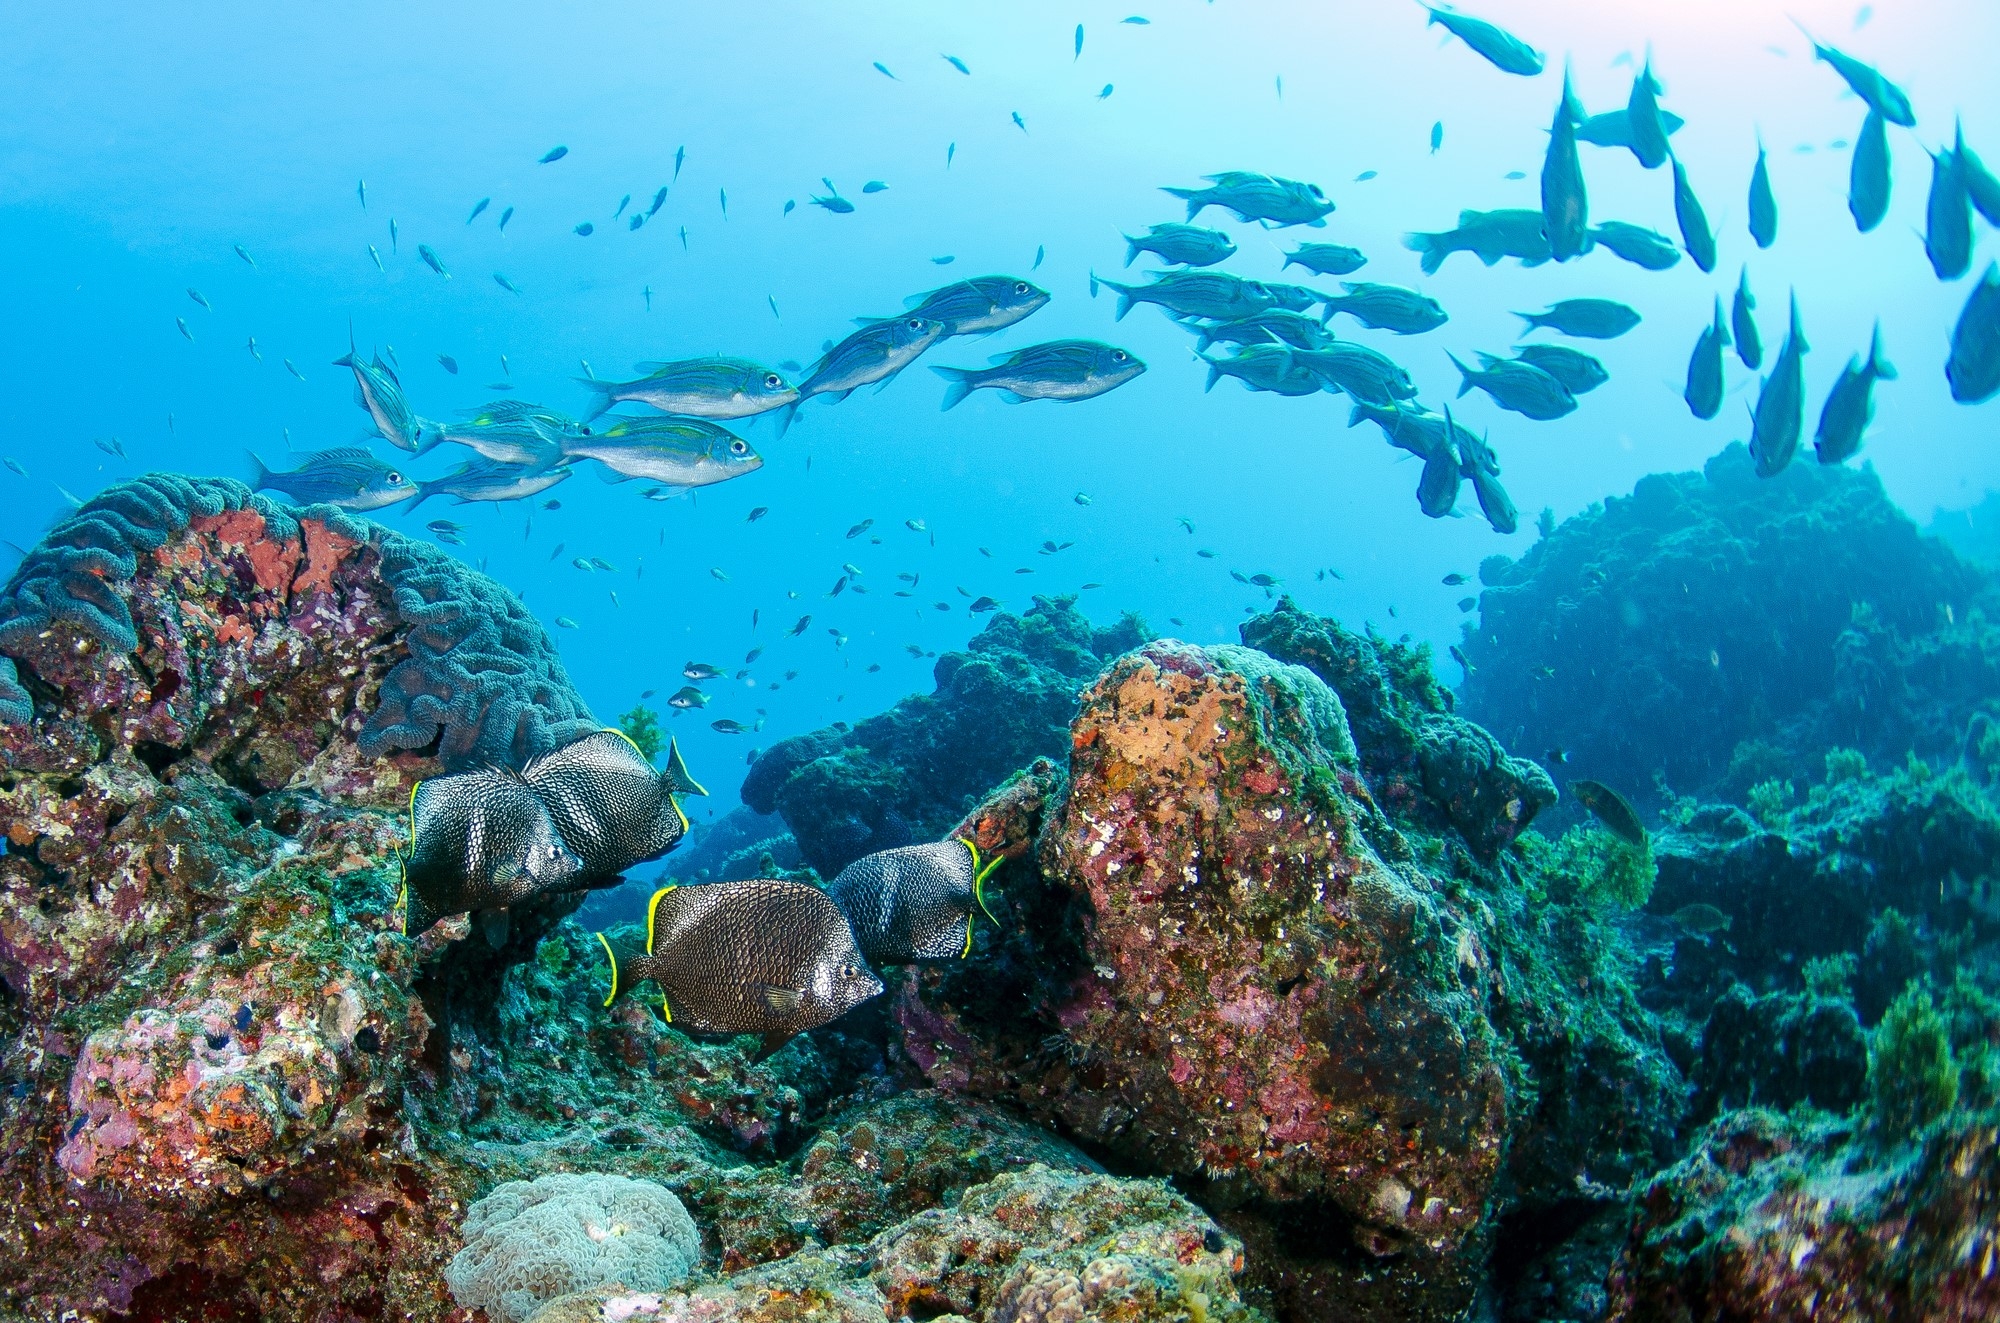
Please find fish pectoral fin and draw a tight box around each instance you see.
[753,1031,794,1063]
[753,983,805,1015]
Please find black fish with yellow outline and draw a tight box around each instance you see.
[398,769,585,936]
[828,838,1003,964]
[610,880,882,1058]
[521,729,706,880]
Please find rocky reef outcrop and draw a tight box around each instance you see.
[895,609,1680,1322]
[5,465,1996,1323]
[1461,443,1999,811]
[738,597,1146,877]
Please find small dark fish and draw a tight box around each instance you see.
[1850,108,1891,232]
[1448,352,1575,420]
[710,719,756,735]
[523,730,706,880]
[1732,267,1763,370]
[1457,597,1477,612]
[830,839,1001,965]
[1748,140,1778,248]
[934,340,1144,409]
[847,519,874,538]
[500,206,514,231]
[1542,69,1589,260]
[437,354,459,375]
[1670,156,1716,273]
[1321,282,1447,334]
[1420,3,1545,76]
[614,880,882,1056]
[1947,263,2000,404]
[1512,344,1607,394]
[1749,291,1809,477]
[747,506,768,522]
[1588,221,1680,271]
[399,769,584,936]
[467,197,490,224]
[863,181,888,194]
[574,222,595,236]
[250,447,417,511]
[1815,322,1895,465]
[683,662,725,681]
[1671,903,1732,936]
[1449,645,1473,673]
[1684,296,1730,421]
[787,615,812,636]
[1925,145,1973,281]
[494,273,522,294]
[1957,122,2000,226]
[1569,778,1648,846]
[418,244,449,278]
[1516,299,1639,339]
[540,145,569,163]
[1431,121,1444,153]
[874,61,897,79]
[1443,572,1468,585]
[1124,223,1238,268]
[943,53,970,74]
[1283,242,1368,276]
[969,596,1000,613]
[1794,24,1915,127]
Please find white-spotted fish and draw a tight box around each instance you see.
[399,769,587,937]
[829,839,1003,964]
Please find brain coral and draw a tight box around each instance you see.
[0,472,593,771]
[445,1173,703,1323]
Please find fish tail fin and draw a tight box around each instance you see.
[774,401,801,437]
[1346,403,1371,429]
[1160,185,1199,221]
[662,737,708,796]
[1868,321,1896,380]
[404,481,436,512]
[574,377,615,422]
[1401,233,1447,277]
[1122,236,1140,267]
[245,450,271,491]
[398,866,440,939]
[1515,311,1542,334]
[1200,356,1221,393]
[595,932,621,1007]
[931,366,977,411]
[1445,350,1476,397]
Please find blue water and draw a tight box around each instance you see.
[3,0,1996,813]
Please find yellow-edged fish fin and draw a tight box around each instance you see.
[596,932,620,1008]
[645,884,679,956]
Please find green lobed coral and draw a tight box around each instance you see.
[1868,982,1960,1140]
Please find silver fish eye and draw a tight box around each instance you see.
[907,318,924,330]
[387,471,404,484]
[764,373,782,389]
[1111,351,1126,362]
[730,440,748,454]
[1013,282,1029,294]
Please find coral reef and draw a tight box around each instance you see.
[741,596,1146,877]
[445,1172,701,1323]
[0,472,594,776]
[1607,1106,2000,1321]
[893,611,1680,1322]
[1461,443,1999,811]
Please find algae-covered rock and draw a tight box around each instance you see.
[1607,1107,2000,1322]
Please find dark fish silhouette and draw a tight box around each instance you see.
[399,770,586,937]
[521,730,706,880]
[620,880,883,1057]
[1569,779,1648,847]
[829,839,1003,964]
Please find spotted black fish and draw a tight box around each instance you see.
[619,879,883,1057]
[521,730,706,881]
[829,839,1003,964]
[1569,779,1648,847]
[399,769,586,937]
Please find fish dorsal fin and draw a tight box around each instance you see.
[313,446,379,463]
[645,885,681,956]
[755,983,804,1014]
[662,737,708,796]
[596,932,621,1007]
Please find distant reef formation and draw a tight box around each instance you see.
[1462,442,2000,811]
[0,466,1995,1323]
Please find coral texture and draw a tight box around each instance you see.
[445,1172,701,1323]
[0,472,593,774]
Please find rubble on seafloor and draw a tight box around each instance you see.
[0,470,1993,1323]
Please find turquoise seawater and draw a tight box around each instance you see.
[2,0,1996,812]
